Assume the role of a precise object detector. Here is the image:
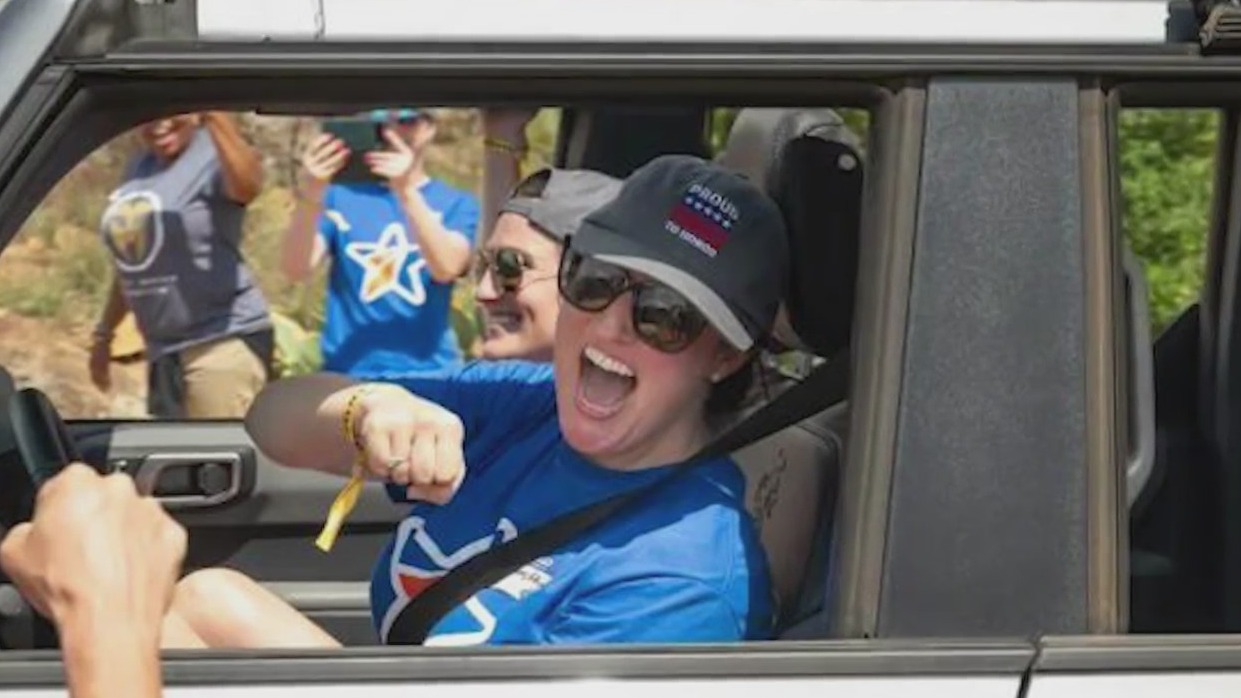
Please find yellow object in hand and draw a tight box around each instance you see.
[315,384,375,553]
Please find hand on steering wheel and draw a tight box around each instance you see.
[0,388,107,649]
[0,463,186,636]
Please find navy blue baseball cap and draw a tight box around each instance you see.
[570,154,790,351]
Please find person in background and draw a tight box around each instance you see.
[474,167,622,362]
[480,108,540,238]
[282,108,479,379]
[90,111,273,420]
[476,108,629,361]
[0,464,186,698]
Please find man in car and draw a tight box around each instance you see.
[281,108,480,379]
[475,169,624,361]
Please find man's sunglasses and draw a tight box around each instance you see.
[474,247,549,294]
[557,249,708,353]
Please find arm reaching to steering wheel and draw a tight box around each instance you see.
[0,464,186,698]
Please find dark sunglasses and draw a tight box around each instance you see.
[557,249,708,353]
[474,247,546,294]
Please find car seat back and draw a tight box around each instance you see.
[715,107,864,632]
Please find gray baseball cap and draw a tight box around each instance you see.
[501,168,623,242]
[569,154,790,351]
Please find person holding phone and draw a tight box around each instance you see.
[282,108,480,379]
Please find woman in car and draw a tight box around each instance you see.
[161,153,788,648]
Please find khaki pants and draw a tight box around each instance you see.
[180,336,269,419]
[148,333,271,420]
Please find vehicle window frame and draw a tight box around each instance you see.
[0,65,897,661]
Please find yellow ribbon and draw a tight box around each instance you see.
[315,385,374,553]
[315,467,365,552]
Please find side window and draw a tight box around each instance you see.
[3,109,565,421]
[1120,107,1220,633]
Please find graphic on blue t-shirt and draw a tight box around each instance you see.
[318,179,479,378]
[343,222,431,306]
[369,361,774,646]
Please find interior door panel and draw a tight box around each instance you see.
[69,420,399,645]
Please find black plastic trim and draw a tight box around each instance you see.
[0,641,1035,686]
[66,74,886,110]
[1037,636,1241,672]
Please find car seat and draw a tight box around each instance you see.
[715,107,864,635]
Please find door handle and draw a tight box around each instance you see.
[132,452,245,509]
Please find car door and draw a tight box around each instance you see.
[0,0,401,647]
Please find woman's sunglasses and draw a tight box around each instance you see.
[557,249,708,353]
[474,247,549,294]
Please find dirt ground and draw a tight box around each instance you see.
[0,311,148,419]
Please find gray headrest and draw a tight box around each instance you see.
[716,108,865,358]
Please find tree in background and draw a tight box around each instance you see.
[1118,108,1218,335]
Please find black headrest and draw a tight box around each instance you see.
[555,107,711,178]
[717,109,864,358]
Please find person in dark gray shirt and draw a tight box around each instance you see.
[90,112,274,419]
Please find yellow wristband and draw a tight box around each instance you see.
[315,385,376,553]
[315,471,365,552]
[341,384,374,449]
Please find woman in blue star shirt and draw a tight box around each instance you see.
[159,154,787,649]
[282,108,479,380]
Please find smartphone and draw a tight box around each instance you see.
[322,118,385,183]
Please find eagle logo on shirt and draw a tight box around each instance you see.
[101,191,165,272]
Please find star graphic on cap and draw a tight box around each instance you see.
[344,223,428,306]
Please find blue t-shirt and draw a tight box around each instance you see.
[317,179,479,379]
[370,361,774,646]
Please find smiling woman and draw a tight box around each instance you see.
[90,112,274,422]
[157,153,792,649]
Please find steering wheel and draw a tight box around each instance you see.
[0,388,89,649]
[9,388,84,491]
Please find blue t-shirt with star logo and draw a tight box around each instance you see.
[317,180,479,378]
[370,360,775,646]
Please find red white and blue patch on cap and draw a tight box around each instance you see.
[663,182,740,258]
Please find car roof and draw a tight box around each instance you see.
[196,0,1173,45]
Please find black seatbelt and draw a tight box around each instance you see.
[385,350,851,645]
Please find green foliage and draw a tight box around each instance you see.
[270,310,323,378]
[1118,109,1218,335]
